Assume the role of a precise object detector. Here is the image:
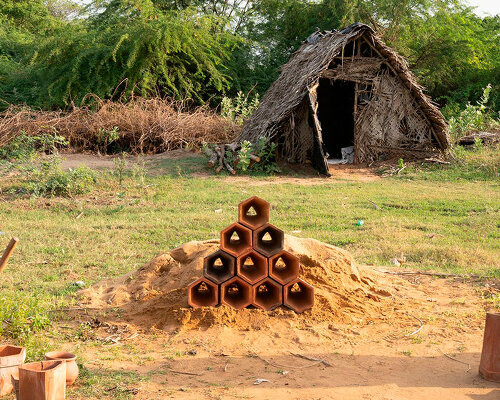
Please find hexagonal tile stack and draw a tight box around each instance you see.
[188,196,314,313]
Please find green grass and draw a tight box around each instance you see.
[0,148,499,398]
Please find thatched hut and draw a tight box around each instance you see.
[238,23,450,175]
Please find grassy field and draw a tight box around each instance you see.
[0,149,498,397]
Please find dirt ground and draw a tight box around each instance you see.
[59,151,380,182]
[67,237,500,400]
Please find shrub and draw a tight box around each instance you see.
[0,293,51,340]
[0,131,67,160]
[23,156,96,197]
[221,91,260,125]
[446,85,500,142]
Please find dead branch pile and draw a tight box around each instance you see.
[0,97,240,153]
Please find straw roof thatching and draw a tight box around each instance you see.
[238,23,449,163]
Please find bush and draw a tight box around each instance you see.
[0,131,67,160]
[446,85,500,142]
[221,91,260,125]
[0,293,51,340]
[23,156,96,197]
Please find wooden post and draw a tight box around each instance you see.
[0,238,19,274]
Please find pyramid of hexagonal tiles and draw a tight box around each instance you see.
[188,196,314,313]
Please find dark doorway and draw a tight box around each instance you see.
[317,78,355,160]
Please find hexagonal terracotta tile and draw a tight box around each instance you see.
[220,222,252,257]
[252,278,283,310]
[283,278,314,313]
[188,277,219,308]
[203,250,236,284]
[238,196,270,230]
[269,250,300,285]
[236,249,268,284]
[252,223,284,257]
[220,276,252,309]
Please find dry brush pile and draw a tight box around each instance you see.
[0,98,240,154]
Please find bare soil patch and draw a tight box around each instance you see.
[60,151,381,183]
[60,149,192,170]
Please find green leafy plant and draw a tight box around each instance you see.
[113,153,128,186]
[448,85,499,141]
[251,136,280,174]
[23,155,96,197]
[0,293,51,340]
[0,131,68,161]
[221,91,260,125]
[236,140,252,172]
[97,126,120,153]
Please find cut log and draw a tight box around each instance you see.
[249,154,261,163]
[207,152,218,168]
[214,145,224,174]
[224,160,237,175]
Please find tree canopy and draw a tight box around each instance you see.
[0,0,498,111]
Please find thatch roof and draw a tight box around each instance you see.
[239,23,449,149]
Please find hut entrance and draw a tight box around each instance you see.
[317,78,355,162]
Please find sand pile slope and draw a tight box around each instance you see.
[81,235,393,331]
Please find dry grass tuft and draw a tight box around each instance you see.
[0,97,239,153]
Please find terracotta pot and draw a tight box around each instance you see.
[269,250,300,285]
[236,249,268,284]
[220,276,252,309]
[220,223,253,257]
[45,351,79,385]
[479,312,500,382]
[19,360,66,400]
[0,345,26,396]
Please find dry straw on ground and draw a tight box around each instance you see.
[0,97,239,153]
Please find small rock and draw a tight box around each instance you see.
[254,379,269,385]
[74,281,85,288]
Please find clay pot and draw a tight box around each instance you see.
[479,312,500,382]
[45,351,79,386]
[19,360,66,400]
[0,345,26,396]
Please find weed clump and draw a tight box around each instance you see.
[1,132,96,197]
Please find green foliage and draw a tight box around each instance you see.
[399,144,499,181]
[98,126,120,153]
[0,292,51,340]
[251,136,280,174]
[0,131,68,160]
[22,155,97,197]
[234,137,279,174]
[1,0,238,107]
[0,0,498,114]
[221,91,259,125]
[113,153,128,186]
[447,85,499,141]
[236,140,252,172]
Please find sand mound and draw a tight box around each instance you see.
[81,235,393,331]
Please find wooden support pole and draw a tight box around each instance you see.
[0,238,19,274]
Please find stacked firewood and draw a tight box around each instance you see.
[203,144,261,174]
